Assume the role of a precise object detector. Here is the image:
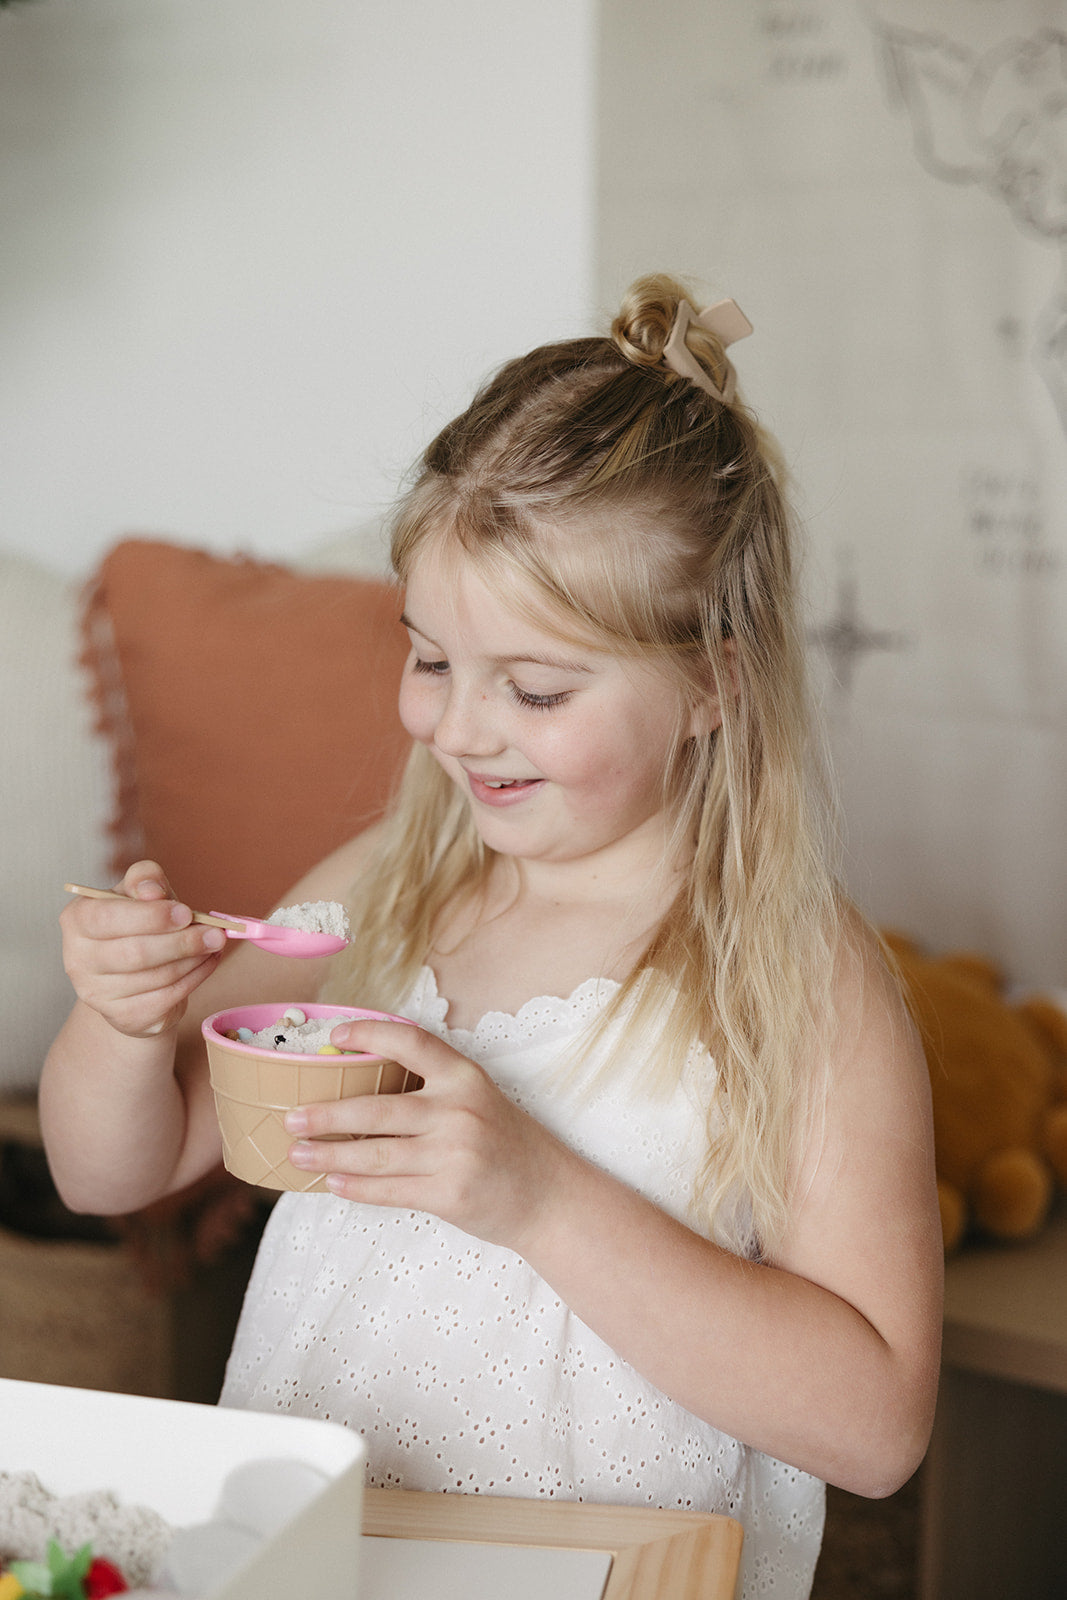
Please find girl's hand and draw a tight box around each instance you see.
[283,1018,573,1253]
[61,860,227,1040]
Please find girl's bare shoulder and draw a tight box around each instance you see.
[830,904,919,1065]
[786,901,934,1235]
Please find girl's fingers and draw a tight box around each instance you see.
[319,1169,438,1209]
[108,923,226,972]
[63,924,224,992]
[60,860,224,1040]
[327,1019,460,1081]
[66,895,194,940]
[62,883,223,965]
[132,960,219,1018]
[284,1085,429,1142]
[280,1022,557,1245]
[121,860,180,901]
[287,1130,429,1177]
[86,951,225,1039]
[285,1093,437,1202]
[99,947,224,1000]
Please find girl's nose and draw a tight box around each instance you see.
[432,683,503,760]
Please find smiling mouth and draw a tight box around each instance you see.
[465,771,544,803]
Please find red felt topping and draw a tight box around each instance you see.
[85,1557,129,1597]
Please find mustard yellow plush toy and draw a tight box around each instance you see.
[883,933,1067,1253]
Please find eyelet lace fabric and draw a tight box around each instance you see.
[221,968,824,1598]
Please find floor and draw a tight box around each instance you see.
[812,1472,921,1599]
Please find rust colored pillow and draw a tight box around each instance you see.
[80,539,412,917]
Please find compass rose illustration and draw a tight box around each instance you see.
[808,554,909,694]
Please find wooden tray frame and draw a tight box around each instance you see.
[363,1487,743,1600]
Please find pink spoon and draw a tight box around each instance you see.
[63,884,350,959]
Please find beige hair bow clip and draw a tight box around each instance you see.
[663,298,753,404]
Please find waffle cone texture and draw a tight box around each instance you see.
[203,1004,418,1191]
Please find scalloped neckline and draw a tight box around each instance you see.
[416,963,621,1047]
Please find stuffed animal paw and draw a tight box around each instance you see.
[884,934,1067,1253]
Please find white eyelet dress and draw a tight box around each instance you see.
[220,968,825,1598]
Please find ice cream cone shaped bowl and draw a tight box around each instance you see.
[202,1003,419,1191]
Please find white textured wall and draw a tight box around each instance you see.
[595,0,1067,986]
[0,0,595,575]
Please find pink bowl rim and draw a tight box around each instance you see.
[202,1003,415,1062]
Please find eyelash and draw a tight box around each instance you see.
[411,657,571,712]
[510,686,571,712]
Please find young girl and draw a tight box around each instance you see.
[42,274,943,1599]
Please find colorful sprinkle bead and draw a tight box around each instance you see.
[317,1044,343,1055]
[282,1006,307,1025]
[236,1027,254,1043]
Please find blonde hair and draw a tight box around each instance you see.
[322,273,843,1254]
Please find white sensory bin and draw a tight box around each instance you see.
[1,1378,364,1598]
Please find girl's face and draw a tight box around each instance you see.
[398,543,708,874]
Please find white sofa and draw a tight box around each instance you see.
[1,550,115,1097]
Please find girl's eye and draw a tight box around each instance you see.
[510,685,572,712]
[412,656,449,677]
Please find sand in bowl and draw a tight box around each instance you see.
[202,1004,418,1192]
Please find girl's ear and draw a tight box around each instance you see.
[686,641,737,739]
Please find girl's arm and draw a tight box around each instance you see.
[514,925,943,1497]
[282,917,943,1498]
[40,831,382,1215]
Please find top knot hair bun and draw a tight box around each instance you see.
[611,273,753,405]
